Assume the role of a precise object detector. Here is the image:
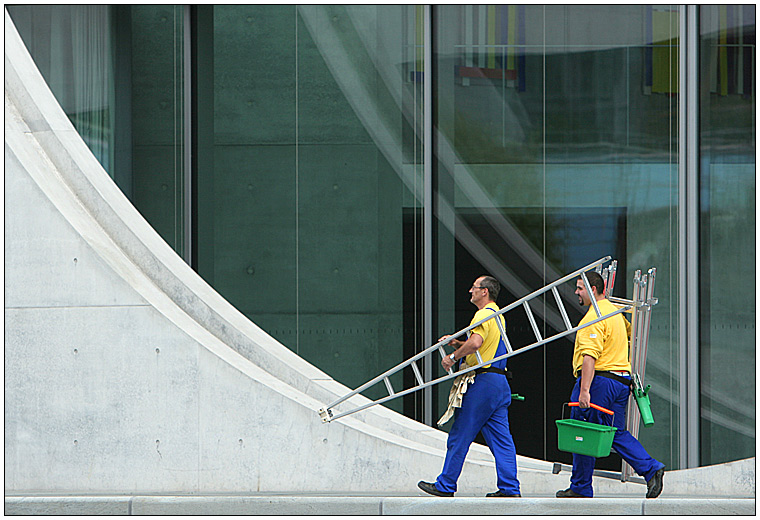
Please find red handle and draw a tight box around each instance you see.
[568,402,614,415]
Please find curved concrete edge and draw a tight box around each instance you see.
[5,496,756,516]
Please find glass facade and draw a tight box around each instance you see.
[698,5,756,464]
[8,5,755,469]
[198,5,423,408]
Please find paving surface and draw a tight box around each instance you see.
[5,495,755,516]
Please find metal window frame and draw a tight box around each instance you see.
[423,4,434,426]
[679,4,700,469]
[183,5,193,265]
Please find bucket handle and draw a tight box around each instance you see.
[567,402,614,415]
[562,402,615,428]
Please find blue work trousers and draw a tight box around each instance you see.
[436,372,520,495]
[569,375,664,497]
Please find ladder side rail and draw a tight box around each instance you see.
[623,307,644,482]
[606,260,618,297]
[623,305,645,481]
[622,271,645,482]
[639,268,657,383]
[581,271,603,318]
[621,271,641,482]
[600,267,609,293]
[626,270,656,481]
[325,257,613,411]
[324,303,632,422]
[625,270,657,480]
[633,275,648,373]
[627,270,642,369]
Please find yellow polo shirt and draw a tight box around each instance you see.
[465,302,505,369]
[572,298,631,377]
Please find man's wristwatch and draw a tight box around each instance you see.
[449,353,456,361]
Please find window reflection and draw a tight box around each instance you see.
[435,5,679,468]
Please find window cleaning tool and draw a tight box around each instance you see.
[632,373,654,427]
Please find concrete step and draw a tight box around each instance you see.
[5,495,755,516]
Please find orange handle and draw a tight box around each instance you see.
[568,402,614,415]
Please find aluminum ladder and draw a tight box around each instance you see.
[318,256,653,426]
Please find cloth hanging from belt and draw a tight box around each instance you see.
[437,372,477,426]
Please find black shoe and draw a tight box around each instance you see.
[486,490,521,497]
[418,481,454,497]
[556,488,588,498]
[646,467,665,498]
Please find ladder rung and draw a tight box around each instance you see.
[410,361,424,386]
[581,271,602,318]
[438,346,453,375]
[383,377,395,396]
[523,301,542,342]
[475,350,483,364]
[551,286,572,331]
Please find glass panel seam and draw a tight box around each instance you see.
[423,4,433,427]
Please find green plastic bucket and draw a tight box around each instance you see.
[556,419,617,457]
[556,402,617,458]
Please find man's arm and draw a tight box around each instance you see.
[441,333,483,371]
[438,335,465,349]
[578,354,596,408]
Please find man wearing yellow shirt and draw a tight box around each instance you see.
[418,275,521,498]
[556,271,665,499]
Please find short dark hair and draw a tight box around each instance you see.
[479,276,500,301]
[582,271,605,296]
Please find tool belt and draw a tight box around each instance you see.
[475,366,513,380]
[595,370,632,387]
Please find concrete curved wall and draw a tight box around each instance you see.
[4,10,753,497]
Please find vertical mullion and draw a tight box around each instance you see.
[183,5,192,266]
[423,4,433,427]
[679,4,700,470]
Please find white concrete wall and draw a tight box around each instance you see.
[3,10,753,498]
